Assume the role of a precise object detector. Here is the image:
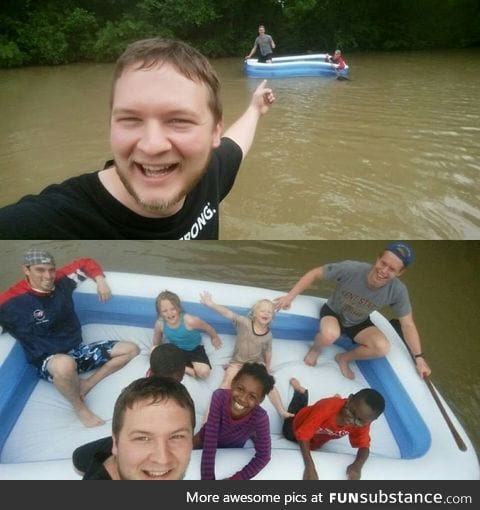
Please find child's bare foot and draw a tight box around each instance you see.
[334,353,355,380]
[304,346,320,366]
[290,377,306,393]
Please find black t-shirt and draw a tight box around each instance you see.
[73,436,113,480]
[0,137,242,239]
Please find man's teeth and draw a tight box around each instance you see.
[146,470,169,477]
[141,164,175,176]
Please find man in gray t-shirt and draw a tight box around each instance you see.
[274,242,431,381]
[245,25,276,63]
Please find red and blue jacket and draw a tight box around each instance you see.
[0,259,104,367]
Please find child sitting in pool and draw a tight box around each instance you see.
[146,342,186,381]
[282,377,385,480]
[193,362,273,480]
[200,291,292,419]
[153,290,222,379]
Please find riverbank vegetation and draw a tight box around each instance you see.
[1,0,478,67]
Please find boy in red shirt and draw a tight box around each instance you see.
[282,378,385,480]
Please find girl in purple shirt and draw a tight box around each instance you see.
[193,362,274,480]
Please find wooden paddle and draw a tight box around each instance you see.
[389,318,468,451]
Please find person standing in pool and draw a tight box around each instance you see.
[325,49,347,71]
[245,25,276,63]
[274,242,431,380]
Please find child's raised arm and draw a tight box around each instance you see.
[200,291,235,321]
[185,315,222,350]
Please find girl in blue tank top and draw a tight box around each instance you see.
[152,290,222,379]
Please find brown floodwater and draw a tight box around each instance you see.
[0,49,479,239]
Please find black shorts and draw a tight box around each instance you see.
[282,388,309,442]
[320,304,374,342]
[258,53,273,63]
[182,345,211,369]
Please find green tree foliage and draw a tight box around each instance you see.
[93,17,158,61]
[278,0,480,52]
[16,9,70,65]
[0,40,24,67]
[0,0,478,67]
[63,8,98,61]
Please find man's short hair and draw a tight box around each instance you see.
[111,38,222,123]
[112,376,195,438]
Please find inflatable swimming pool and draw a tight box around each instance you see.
[243,54,349,78]
[0,272,478,479]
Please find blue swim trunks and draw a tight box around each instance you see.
[39,340,118,382]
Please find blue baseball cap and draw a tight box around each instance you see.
[385,241,414,268]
